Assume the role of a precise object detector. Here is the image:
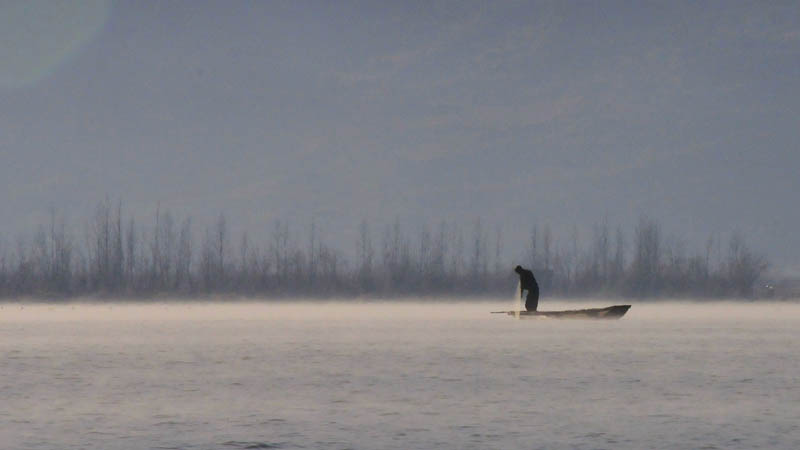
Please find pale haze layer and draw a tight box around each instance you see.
[1,1,799,267]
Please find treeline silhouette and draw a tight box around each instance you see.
[0,200,769,300]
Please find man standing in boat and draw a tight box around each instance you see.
[515,265,539,311]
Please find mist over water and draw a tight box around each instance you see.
[2,300,799,449]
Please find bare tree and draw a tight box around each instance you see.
[176,217,193,292]
[214,213,228,290]
[200,225,215,291]
[527,224,538,271]
[417,223,431,287]
[429,221,449,289]
[356,219,374,292]
[0,236,7,296]
[591,220,610,288]
[49,208,73,294]
[542,224,552,270]
[33,225,48,290]
[469,218,488,290]
[726,233,767,298]
[271,220,290,287]
[629,216,661,297]
[449,223,464,281]
[125,217,137,292]
[493,224,504,278]
[609,225,625,287]
[308,219,317,288]
[91,198,113,291]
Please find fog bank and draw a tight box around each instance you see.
[2,300,799,323]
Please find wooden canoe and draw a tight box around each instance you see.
[497,305,631,319]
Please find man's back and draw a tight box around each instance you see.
[518,268,538,291]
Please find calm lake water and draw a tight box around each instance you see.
[1,301,799,450]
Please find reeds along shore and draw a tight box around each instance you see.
[0,202,769,300]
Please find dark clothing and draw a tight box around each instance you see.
[515,266,540,311]
[525,287,539,312]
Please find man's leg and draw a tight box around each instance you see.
[525,290,538,311]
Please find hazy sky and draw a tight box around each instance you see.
[1,1,799,268]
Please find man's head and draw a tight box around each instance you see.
[514,265,523,273]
